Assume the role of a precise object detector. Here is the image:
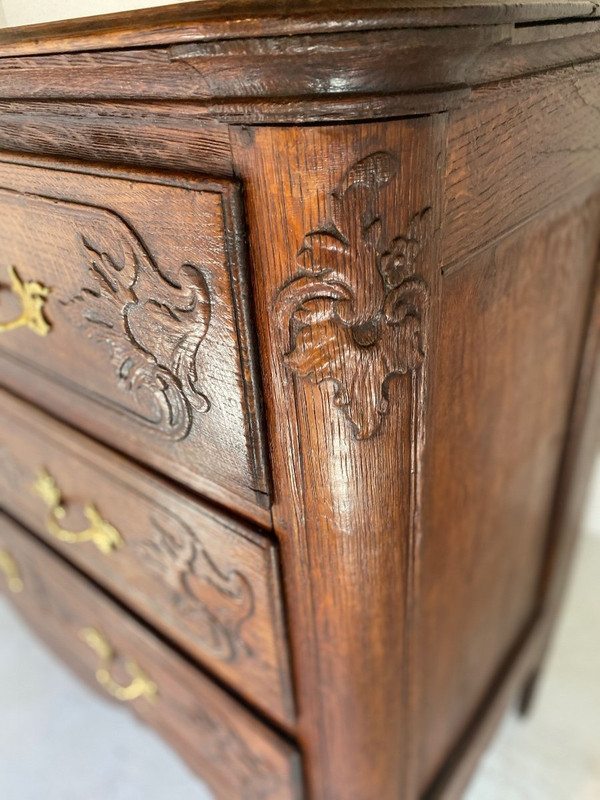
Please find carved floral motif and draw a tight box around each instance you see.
[276,151,432,439]
[178,704,283,799]
[60,231,211,440]
[134,511,254,663]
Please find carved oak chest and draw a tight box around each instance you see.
[0,2,599,798]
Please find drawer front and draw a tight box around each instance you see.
[0,155,268,523]
[0,388,293,725]
[0,512,301,800]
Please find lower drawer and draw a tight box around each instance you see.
[0,388,293,725]
[0,512,302,800]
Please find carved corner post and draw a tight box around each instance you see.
[232,118,445,799]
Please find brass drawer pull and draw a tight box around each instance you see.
[79,627,158,703]
[0,549,24,593]
[33,469,123,555]
[0,266,51,336]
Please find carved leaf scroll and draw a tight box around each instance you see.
[276,151,432,439]
[178,704,284,799]
[133,511,254,664]
[60,219,211,440]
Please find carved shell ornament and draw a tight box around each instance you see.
[134,512,255,663]
[276,151,432,440]
[60,232,211,440]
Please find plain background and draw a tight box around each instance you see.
[0,0,183,27]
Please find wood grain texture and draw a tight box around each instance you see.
[423,222,600,800]
[1,6,600,800]
[469,19,600,85]
[0,89,469,127]
[443,60,600,268]
[535,241,600,658]
[0,103,234,176]
[0,0,596,58]
[0,387,293,726]
[418,194,600,791]
[0,27,506,103]
[232,118,444,800]
[0,511,301,800]
[423,619,548,800]
[2,14,600,123]
[0,155,269,524]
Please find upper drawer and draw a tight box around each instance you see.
[0,155,269,523]
[0,387,293,726]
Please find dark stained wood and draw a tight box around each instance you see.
[0,0,596,58]
[443,61,600,268]
[422,620,548,800]
[535,244,600,658]
[0,89,470,127]
[0,3,599,800]
[417,194,600,791]
[0,511,301,800]
[0,103,234,176]
[0,154,269,524]
[2,12,600,123]
[232,119,445,800]
[0,387,293,726]
[0,27,507,103]
[422,254,600,800]
[470,19,600,85]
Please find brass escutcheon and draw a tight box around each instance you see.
[0,266,51,336]
[33,469,123,555]
[79,627,158,703]
[0,549,24,593]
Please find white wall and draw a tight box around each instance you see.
[0,1,183,27]
[584,457,600,539]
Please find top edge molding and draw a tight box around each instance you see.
[0,1,598,57]
[0,2,599,122]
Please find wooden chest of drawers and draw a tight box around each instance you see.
[0,2,599,799]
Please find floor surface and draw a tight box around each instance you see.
[465,535,600,800]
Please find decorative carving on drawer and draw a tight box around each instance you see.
[0,168,270,516]
[276,151,432,439]
[60,223,211,440]
[134,512,254,663]
[181,703,284,800]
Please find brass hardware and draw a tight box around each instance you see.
[0,266,51,336]
[33,469,123,555]
[79,627,158,703]
[0,550,24,593]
